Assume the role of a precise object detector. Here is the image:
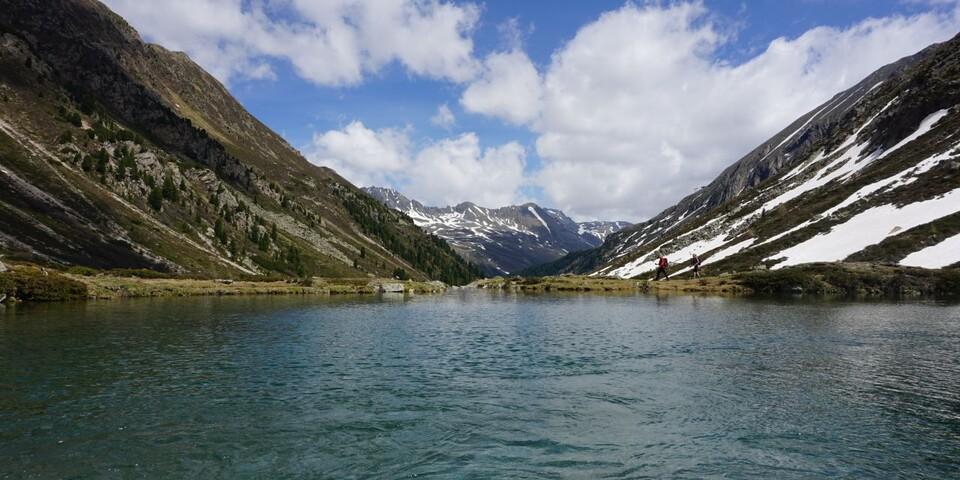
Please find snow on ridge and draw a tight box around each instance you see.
[528,205,551,234]
[767,187,960,269]
[900,233,960,269]
[606,233,730,279]
[762,139,876,213]
[876,109,949,161]
[703,238,755,266]
[821,142,959,219]
[758,96,840,164]
[755,143,958,249]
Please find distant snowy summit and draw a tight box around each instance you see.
[363,187,630,276]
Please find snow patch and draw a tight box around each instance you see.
[900,233,960,269]
[703,238,755,266]
[767,188,960,269]
[528,206,551,234]
[876,109,949,161]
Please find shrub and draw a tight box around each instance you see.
[0,270,88,302]
[107,268,173,279]
[66,266,99,276]
[935,269,960,298]
[734,268,826,294]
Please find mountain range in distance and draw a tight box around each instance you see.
[363,187,629,276]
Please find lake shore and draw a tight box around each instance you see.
[472,263,960,299]
[1,262,957,303]
[471,275,752,296]
[0,263,446,302]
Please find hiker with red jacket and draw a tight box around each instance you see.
[655,253,670,280]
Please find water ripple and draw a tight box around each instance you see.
[1,294,959,478]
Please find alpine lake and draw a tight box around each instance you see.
[2,291,959,478]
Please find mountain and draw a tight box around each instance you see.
[363,187,630,275]
[0,0,479,284]
[535,32,960,278]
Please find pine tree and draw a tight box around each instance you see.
[161,174,179,201]
[214,218,226,243]
[148,187,163,211]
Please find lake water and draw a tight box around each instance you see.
[2,292,959,478]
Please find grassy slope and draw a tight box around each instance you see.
[0,1,480,285]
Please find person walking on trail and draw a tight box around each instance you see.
[655,254,670,281]
[691,253,702,279]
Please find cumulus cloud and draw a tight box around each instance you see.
[406,134,526,207]
[460,50,542,125]
[104,0,960,221]
[530,2,960,220]
[430,103,456,129]
[102,0,480,86]
[305,121,411,187]
[305,123,525,207]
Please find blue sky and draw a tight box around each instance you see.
[105,0,960,220]
[233,0,951,150]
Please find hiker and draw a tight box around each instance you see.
[691,253,702,279]
[655,254,670,280]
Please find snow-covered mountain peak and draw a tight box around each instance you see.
[363,187,631,275]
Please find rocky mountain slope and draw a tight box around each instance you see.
[364,187,629,275]
[0,0,479,284]
[534,32,960,279]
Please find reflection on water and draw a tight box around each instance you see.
[1,293,959,478]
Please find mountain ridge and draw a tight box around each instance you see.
[0,0,480,284]
[363,186,629,275]
[534,32,960,278]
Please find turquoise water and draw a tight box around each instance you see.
[1,293,959,478]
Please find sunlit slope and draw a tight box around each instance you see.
[537,32,960,278]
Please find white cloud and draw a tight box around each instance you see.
[460,50,542,125]
[529,2,960,220]
[104,0,960,222]
[406,134,526,207]
[102,0,480,86]
[306,121,411,187]
[305,124,525,207]
[430,103,456,129]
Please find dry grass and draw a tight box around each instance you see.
[471,275,751,296]
[69,274,448,300]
